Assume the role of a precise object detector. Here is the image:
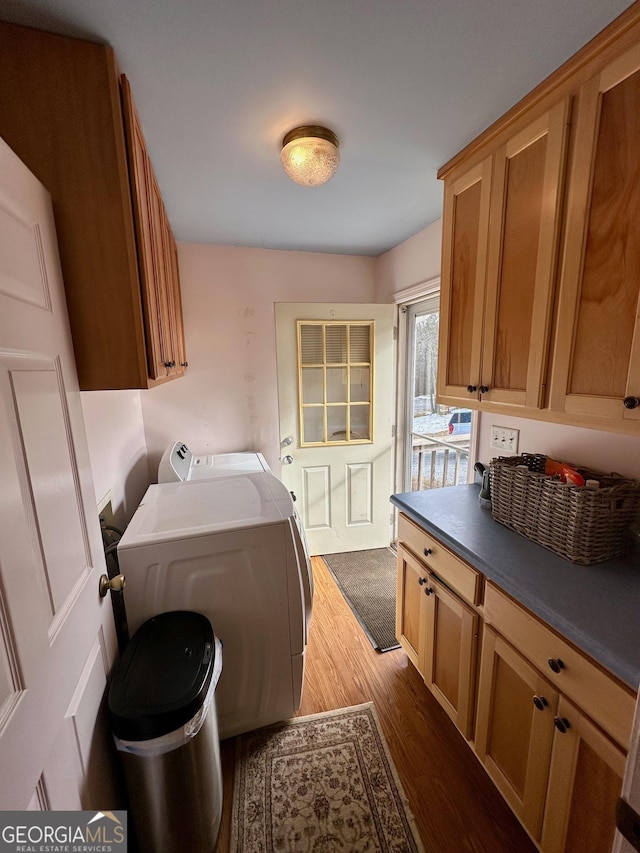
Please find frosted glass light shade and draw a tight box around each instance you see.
[280,126,340,187]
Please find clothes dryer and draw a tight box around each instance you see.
[117,471,312,739]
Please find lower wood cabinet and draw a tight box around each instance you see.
[475,627,557,839]
[477,584,631,852]
[396,543,478,738]
[542,696,626,853]
[395,514,634,853]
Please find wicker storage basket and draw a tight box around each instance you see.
[489,453,640,564]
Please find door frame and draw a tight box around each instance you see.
[391,277,479,542]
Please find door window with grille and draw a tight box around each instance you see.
[298,320,374,445]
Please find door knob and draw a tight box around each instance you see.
[99,573,126,597]
[282,455,294,465]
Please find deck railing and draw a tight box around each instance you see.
[411,432,469,490]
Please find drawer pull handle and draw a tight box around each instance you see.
[533,695,548,711]
[424,587,433,596]
[554,716,571,734]
[418,577,427,586]
[423,548,433,556]
[548,658,565,674]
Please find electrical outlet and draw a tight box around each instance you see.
[490,425,520,454]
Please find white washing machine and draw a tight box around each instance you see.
[158,441,270,483]
[117,470,313,739]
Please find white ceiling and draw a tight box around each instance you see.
[1,0,635,256]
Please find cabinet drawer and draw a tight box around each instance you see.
[484,582,635,748]
[398,513,482,605]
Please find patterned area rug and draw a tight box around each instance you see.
[322,548,400,652]
[230,703,425,853]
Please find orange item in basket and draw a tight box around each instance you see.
[544,458,585,486]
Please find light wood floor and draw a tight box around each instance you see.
[215,555,537,852]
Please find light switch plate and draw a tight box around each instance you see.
[490,425,520,454]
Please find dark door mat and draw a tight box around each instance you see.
[322,548,400,652]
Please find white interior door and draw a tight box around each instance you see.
[0,138,120,809]
[275,303,395,556]
[614,686,640,852]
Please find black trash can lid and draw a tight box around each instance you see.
[108,611,216,742]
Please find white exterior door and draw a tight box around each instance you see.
[275,303,395,556]
[0,139,119,809]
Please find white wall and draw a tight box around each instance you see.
[477,414,640,480]
[80,390,149,526]
[139,243,377,475]
[375,220,442,303]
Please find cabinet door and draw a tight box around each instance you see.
[149,175,179,378]
[121,76,169,381]
[437,157,492,405]
[542,697,625,853]
[395,545,428,674]
[482,99,571,408]
[549,44,640,425]
[423,577,478,739]
[164,220,187,375]
[475,628,557,840]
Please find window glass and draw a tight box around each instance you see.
[298,321,373,446]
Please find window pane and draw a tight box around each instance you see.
[350,404,370,439]
[349,325,371,362]
[327,406,348,441]
[349,366,370,402]
[302,407,324,443]
[325,325,347,364]
[301,367,323,404]
[326,367,347,403]
[300,324,323,364]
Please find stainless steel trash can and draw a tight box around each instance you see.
[108,611,223,853]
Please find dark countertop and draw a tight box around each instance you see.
[391,484,640,691]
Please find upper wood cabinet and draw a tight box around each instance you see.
[437,158,492,403]
[438,100,570,409]
[437,4,640,434]
[0,22,187,390]
[548,44,640,426]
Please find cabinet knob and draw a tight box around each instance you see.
[466,385,477,393]
[180,361,189,368]
[554,716,571,734]
[423,547,433,556]
[164,360,176,368]
[424,586,433,596]
[623,396,640,410]
[548,658,565,674]
[418,577,427,586]
[479,385,489,394]
[533,695,548,711]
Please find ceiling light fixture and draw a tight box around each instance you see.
[280,125,340,187]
